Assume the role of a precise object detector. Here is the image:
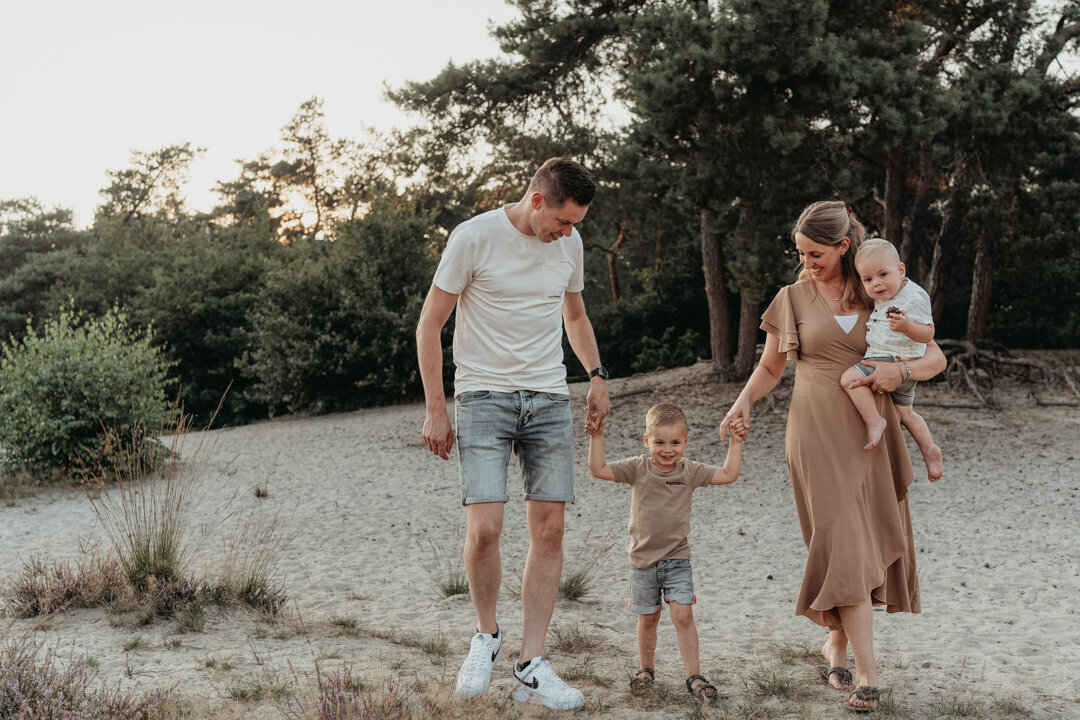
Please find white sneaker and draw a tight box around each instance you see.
[512,656,585,710]
[454,627,502,698]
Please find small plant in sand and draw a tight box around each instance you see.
[746,667,805,699]
[0,636,173,718]
[417,530,469,599]
[559,528,616,601]
[217,500,293,616]
[548,622,604,654]
[87,411,208,592]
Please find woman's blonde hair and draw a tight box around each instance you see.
[792,200,871,309]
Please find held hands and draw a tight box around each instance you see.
[719,397,750,443]
[726,417,748,443]
[422,410,454,460]
[584,414,606,436]
[584,381,611,434]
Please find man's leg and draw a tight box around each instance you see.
[464,502,504,635]
[519,499,564,661]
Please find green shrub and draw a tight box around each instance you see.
[0,307,174,473]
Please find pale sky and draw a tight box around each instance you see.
[1,0,520,227]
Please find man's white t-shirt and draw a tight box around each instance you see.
[432,206,585,395]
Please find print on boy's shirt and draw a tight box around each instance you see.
[665,481,685,485]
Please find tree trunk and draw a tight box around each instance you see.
[654,226,664,273]
[732,296,760,378]
[966,227,994,342]
[925,153,970,319]
[701,208,733,377]
[607,224,630,301]
[901,143,935,278]
[883,147,904,246]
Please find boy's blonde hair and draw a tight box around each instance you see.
[645,403,687,432]
[855,237,900,265]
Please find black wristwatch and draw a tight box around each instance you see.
[588,365,609,380]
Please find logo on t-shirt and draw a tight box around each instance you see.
[665,481,685,485]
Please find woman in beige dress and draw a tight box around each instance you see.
[719,200,946,713]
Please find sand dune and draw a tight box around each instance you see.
[2,360,1078,718]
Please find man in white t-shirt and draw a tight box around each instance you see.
[416,157,610,710]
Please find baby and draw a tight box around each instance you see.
[840,238,943,481]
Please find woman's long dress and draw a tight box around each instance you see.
[762,281,920,628]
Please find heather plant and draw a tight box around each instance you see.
[0,307,174,474]
[0,636,173,718]
[4,553,128,618]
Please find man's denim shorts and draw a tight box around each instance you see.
[454,390,574,506]
[629,558,696,614]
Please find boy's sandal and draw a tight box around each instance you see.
[817,664,854,690]
[846,685,880,714]
[685,674,720,701]
[630,667,654,693]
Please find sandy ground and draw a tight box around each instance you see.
[1,360,1078,719]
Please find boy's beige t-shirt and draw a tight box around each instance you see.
[609,455,718,569]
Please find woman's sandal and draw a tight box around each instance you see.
[816,664,854,691]
[846,685,880,714]
[630,667,654,693]
[685,674,720,701]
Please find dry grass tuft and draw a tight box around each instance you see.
[417,534,469,599]
[559,529,616,601]
[547,622,605,654]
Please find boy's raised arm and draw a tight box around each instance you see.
[587,418,616,482]
[710,420,746,485]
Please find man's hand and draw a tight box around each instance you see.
[585,378,611,433]
[422,410,454,460]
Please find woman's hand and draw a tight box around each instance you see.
[849,359,904,394]
[720,395,751,443]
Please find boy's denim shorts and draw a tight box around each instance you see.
[629,558,696,614]
[856,355,917,407]
[454,390,574,506]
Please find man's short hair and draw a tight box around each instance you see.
[645,403,687,432]
[530,157,596,207]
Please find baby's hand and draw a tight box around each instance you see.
[886,308,908,332]
[727,418,747,443]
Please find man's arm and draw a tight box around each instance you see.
[562,291,611,427]
[416,284,459,460]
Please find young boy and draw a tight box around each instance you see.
[586,403,745,700]
[840,237,944,482]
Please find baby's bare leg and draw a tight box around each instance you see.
[841,366,887,450]
[896,405,943,481]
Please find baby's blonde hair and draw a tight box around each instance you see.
[855,237,900,266]
[645,403,687,433]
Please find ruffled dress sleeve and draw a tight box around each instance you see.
[760,285,800,354]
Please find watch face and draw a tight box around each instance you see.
[592,366,609,379]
